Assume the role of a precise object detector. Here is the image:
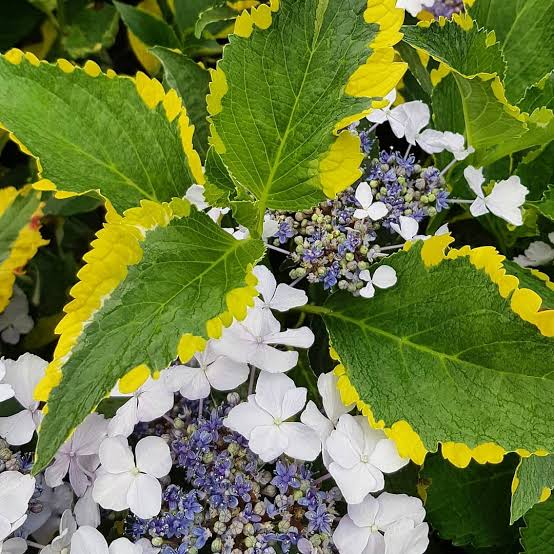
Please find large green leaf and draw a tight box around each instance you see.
[150,46,211,159]
[303,241,554,462]
[209,0,406,232]
[519,72,554,114]
[174,0,222,37]
[468,0,554,103]
[520,498,554,553]
[61,0,120,59]
[0,53,200,213]
[34,205,265,472]
[516,143,554,201]
[421,453,520,548]
[511,455,554,524]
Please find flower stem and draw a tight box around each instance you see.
[290,273,307,287]
[380,244,404,252]
[404,144,412,159]
[267,244,291,256]
[315,473,332,485]
[440,158,457,176]
[198,398,204,418]
[369,123,379,133]
[27,541,47,549]
[447,198,473,205]
[248,365,257,395]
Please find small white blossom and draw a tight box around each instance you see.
[262,214,279,239]
[214,308,314,373]
[45,413,108,496]
[70,526,145,553]
[359,266,398,299]
[514,233,554,267]
[0,360,14,403]
[326,415,408,504]
[0,354,46,445]
[253,265,308,312]
[108,376,174,438]
[0,286,33,345]
[164,341,249,400]
[1,537,28,554]
[0,471,36,543]
[224,372,321,462]
[40,509,77,554]
[416,129,474,160]
[333,492,429,554]
[301,372,354,467]
[353,182,389,222]
[390,216,420,242]
[464,166,528,226]
[396,0,435,17]
[93,436,171,519]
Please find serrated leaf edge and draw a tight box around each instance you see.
[329,235,553,469]
[0,186,48,312]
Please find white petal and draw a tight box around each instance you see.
[333,515,371,554]
[470,197,489,218]
[348,494,380,527]
[71,526,109,554]
[519,241,554,267]
[262,216,279,239]
[185,184,208,210]
[109,538,142,554]
[270,283,308,311]
[108,397,139,438]
[486,176,528,226]
[2,353,46,409]
[253,265,277,305]
[249,425,288,462]
[360,283,376,299]
[301,401,334,442]
[435,224,450,236]
[375,492,426,530]
[128,473,163,519]
[361,532,386,554]
[75,487,101,528]
[359,269,371,283]
[135,436,171,478]
[367,202,389,221]
[280,387,307,421]
[0,471,35,523]
[2,537,28,554]
[399,216,419,241]
[72,413,108,456]
[415,129,449,154]
[281,422,321,461]
[326,432,361,470]
[92,472,134,511]
[389,102,430,144]
[136,383,174,423]
[205,356,249,392]
[318,372,353,424]
[370,439,409,474]
[70,456,95,500]
[367,109,388,124]
[0,383,14,403]
[44,455,70,489]
[0,410,36,445]
[329,462,384,504]
[356,182,374,210]
[223,399,273,438]
[98,436,135,474]
[371,266,397,290]
[464,166,485,198]
[254,372,295,417]
[383,519,429,554]
[353,208,370,220]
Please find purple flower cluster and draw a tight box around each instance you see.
[430,0,464,18]
[266,149,448,294]
[128,396,340,553]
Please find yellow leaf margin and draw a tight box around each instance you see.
[330,235,553,469]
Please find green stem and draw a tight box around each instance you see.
[295,304,330,316]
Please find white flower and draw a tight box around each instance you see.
[333,492,429,554]
[253,265,308,312]
[262,214,279,239]
[40,509,77,554]
[301,372,354,467]
[45,413,108,496]
[224,226,249,240]
[108,376,174,438]
[0,286,33,345]
[416,130,474,160]
[353,182,389,221]
[164,341,249,401]
[0,353,46,445]
[93,436,171,519]
[326,415,408,504]
[464,166,529,226]
[396,0,435,17]
[224,372,321,462]
[74,486,100,529]
[514,233,554,267]
[70,526,145,553]
[367,90,397,125]
[0,360,14,403]
[359,266,398,299]
[1,537,28,554]
[390,216,420,242]
[214,308,314,373]
[0,471,35,542]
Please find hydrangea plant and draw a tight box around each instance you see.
[0,0,553,552]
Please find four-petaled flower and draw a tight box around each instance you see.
[353,182,389,222]
[359,266,398,299]
[253,265,308,312]
[0,471,36,543]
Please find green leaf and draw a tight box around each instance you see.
[504,262,554,311]
[204,147,235,207]
[533,186,554,222]
[422,453,520,548]
[150,46,210,159]
[0,1,42,51]
[174,0,222,36]
[61,0,120,59]
[519,72,554,114]
[0,53,201,213]
[114,0,180,49]
[516,143,554,201]
[396,41,433,98]
[209,0,406,231]
[43,194,103,217]
[520,498,554,553]
[468,0,554,103]
[194,4,237,38]
[401,20,505,80]
[34,205,265,472]
[309,241,554,462]
[511,455,554,524]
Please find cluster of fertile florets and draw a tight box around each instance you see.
[267,150,448,293]
[0,438,28,473]
[430,0,464,18]
[129,395,340,554]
